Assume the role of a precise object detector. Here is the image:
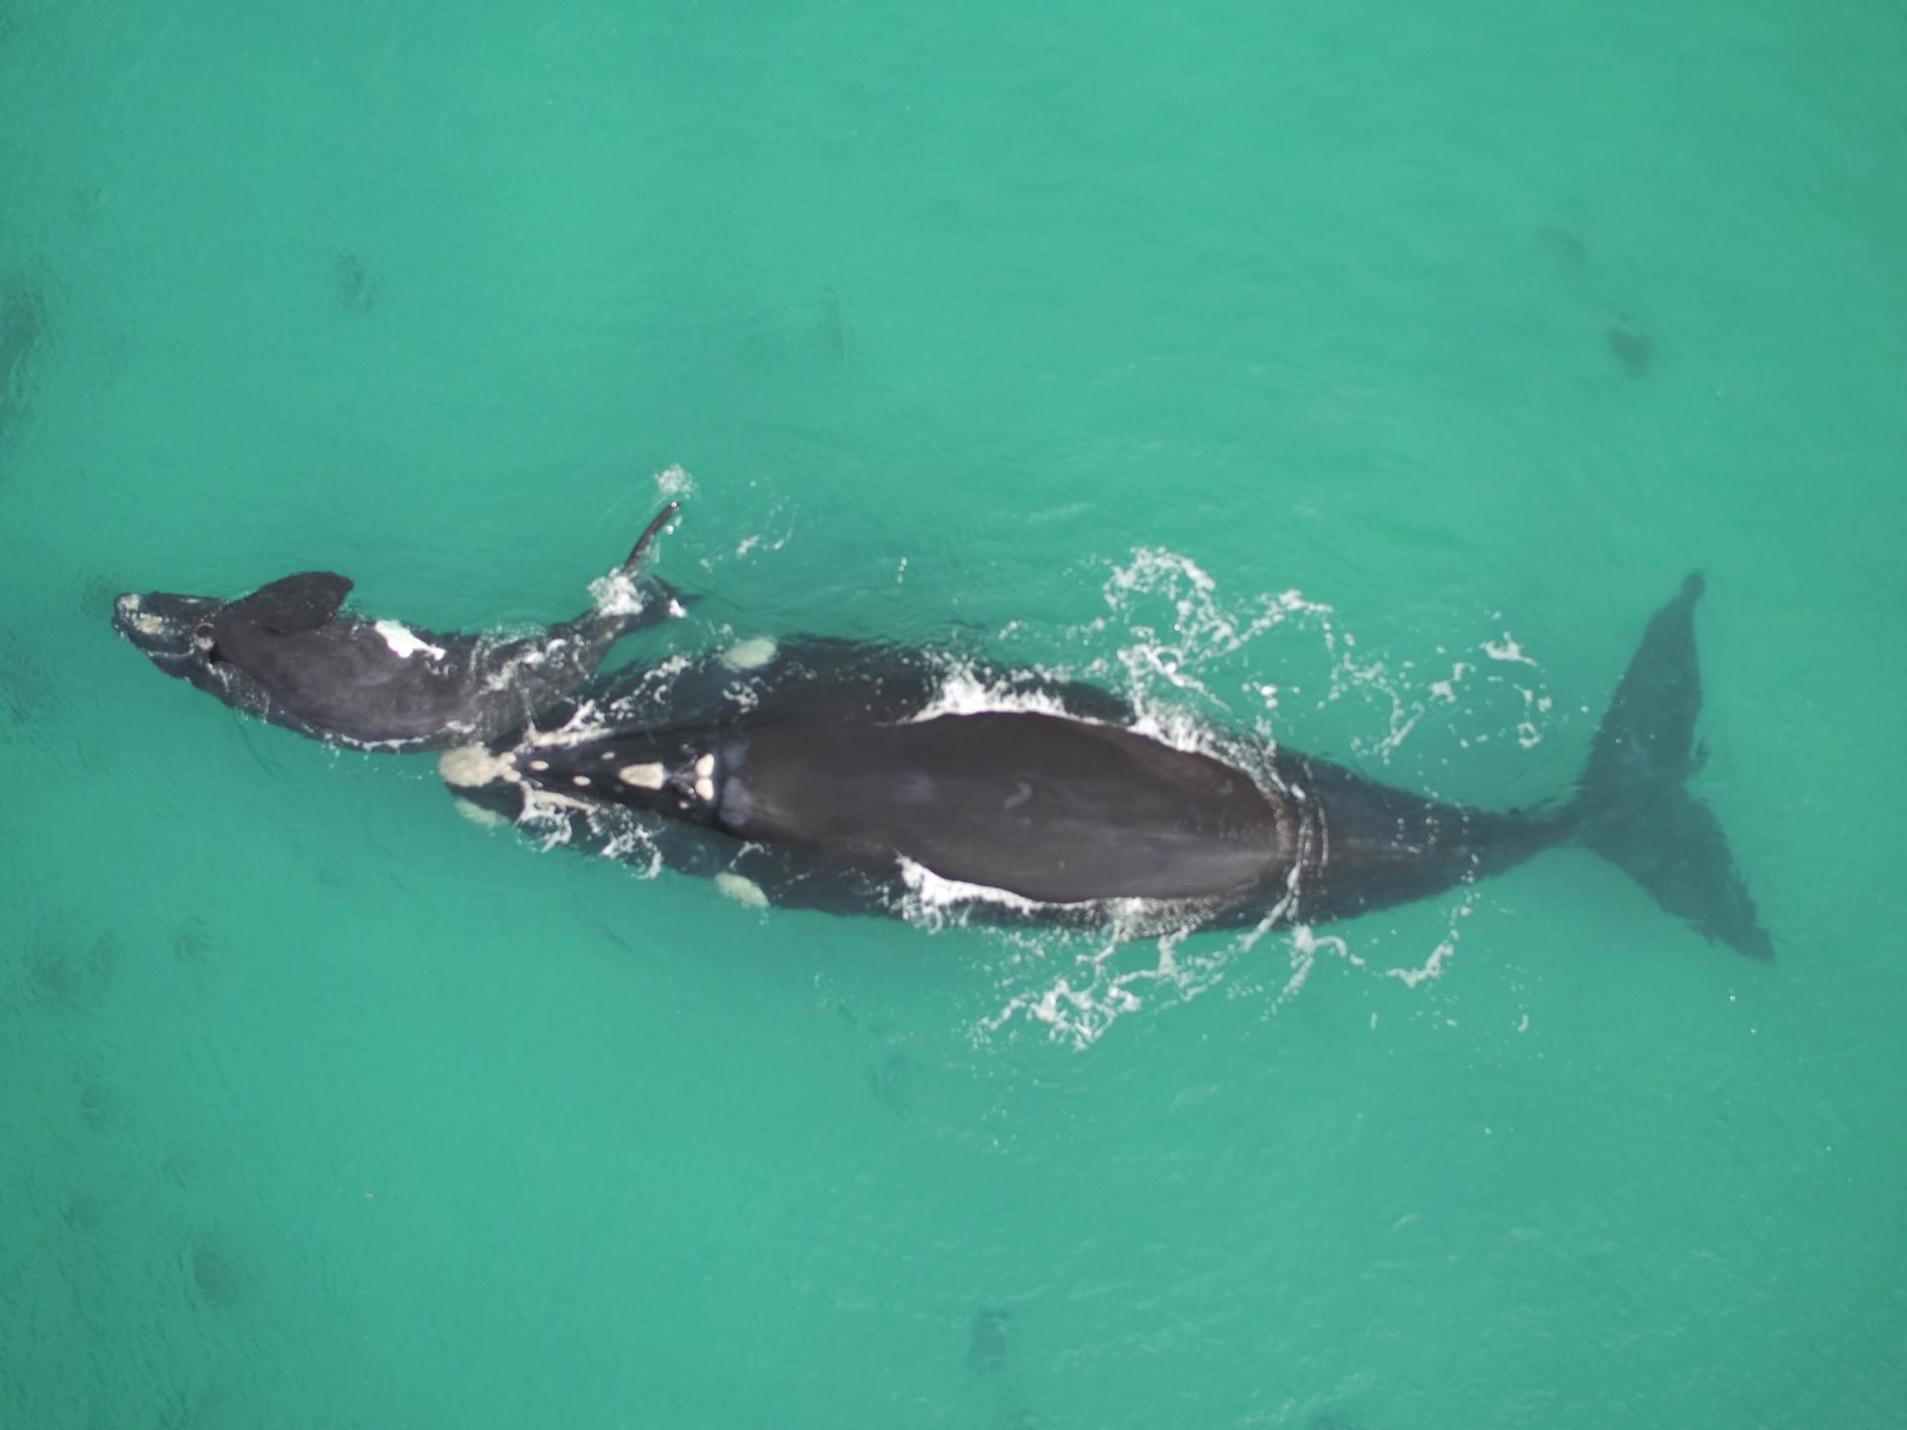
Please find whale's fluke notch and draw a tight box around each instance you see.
[1573,572,1773,959]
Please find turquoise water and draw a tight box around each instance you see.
[4,1,1905,1425]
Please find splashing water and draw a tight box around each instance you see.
[964,547,1561,1048]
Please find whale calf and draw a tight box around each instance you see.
[445,575,1773,959]
[113,502,684,753]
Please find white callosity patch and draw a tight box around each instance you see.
[617,762,665,789]
[722,637,777,671]
[115,594,172,639]
[373,620,448,661]
[438,744,519,788]
[714,872,769,909]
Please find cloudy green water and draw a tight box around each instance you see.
[4,1,1905,1425]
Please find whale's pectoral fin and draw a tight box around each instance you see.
[620,500,681,573]
[229,572,354,634]
[1573,572,1773,959]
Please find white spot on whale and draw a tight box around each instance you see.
[618,762,665,789]
[374,620,447,661]
[116,594,171,639]
[715,873,769,909]
[722,637,777,671]
[694,776,715,802]
[694,753,714,777]
[438,744,520,788]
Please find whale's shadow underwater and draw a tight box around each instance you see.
[114,518,1772,961]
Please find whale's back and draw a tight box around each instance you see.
[718,711,1293,904]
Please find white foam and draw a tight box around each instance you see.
[521,700,615,750]
[1483,633,1538,666]
[907,668,1073,723]
[1428,660,1473,703]
[1386,937,1456,989]
[479,640,552,694]
[899,857,1051,916]
[588,570,650,619]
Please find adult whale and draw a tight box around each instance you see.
[444,575,1773,959]
[112,502,684,753]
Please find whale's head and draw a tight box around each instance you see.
[111,589,231,696]
[112,572,355,708]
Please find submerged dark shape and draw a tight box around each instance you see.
[1606,322,1654,379]
[334,252,375,314]
[445,577,1772,960]
[1575,574,1770,958]
[0,269,48,461]
[967,1308,1012,1374]
[112,502,686,752]
[189,1237,241,1308]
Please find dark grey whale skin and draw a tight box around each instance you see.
[110,506,685,754]
[448,579,1772,959]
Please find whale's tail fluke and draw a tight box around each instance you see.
[1571,573,1773,959]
